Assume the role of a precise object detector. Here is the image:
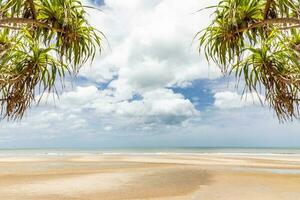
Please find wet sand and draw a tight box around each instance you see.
[0,154,300,200]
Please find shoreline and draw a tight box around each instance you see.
[2,148,300,156]
[0,153,300,199]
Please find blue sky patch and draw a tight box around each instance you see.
[91,0,105,6]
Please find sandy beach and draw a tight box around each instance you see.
[0,153,300,200]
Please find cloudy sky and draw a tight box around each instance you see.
[1,0,300,148]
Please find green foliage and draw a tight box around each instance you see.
[0,0,102,120]
[198,0,300,121]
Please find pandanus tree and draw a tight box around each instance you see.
[198,0,300,121]
[0,0,102,120]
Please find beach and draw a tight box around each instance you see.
[0,152,300,200]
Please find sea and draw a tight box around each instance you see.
[0,147,300,156]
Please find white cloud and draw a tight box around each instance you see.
[81,0,221,90]
[112,89,199,124]
[9,84,198,137]
[2,0,300,148]
[214,91,264,109]
[61,0,216,128]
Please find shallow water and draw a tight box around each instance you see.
[1,147,300,156]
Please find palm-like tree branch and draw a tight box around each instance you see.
[26,0,37,19]
[0,18,64,32]
[234,18,300,34]
[0,0,103,120]
[198,0,300,121]
[263,0,273,19]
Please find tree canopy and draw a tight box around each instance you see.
[198,0,300,121]
[0,0,102,120]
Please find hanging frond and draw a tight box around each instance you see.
[0,0,102,120]
[198,0,300,121]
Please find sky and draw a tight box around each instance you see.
[1,0,300,148]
